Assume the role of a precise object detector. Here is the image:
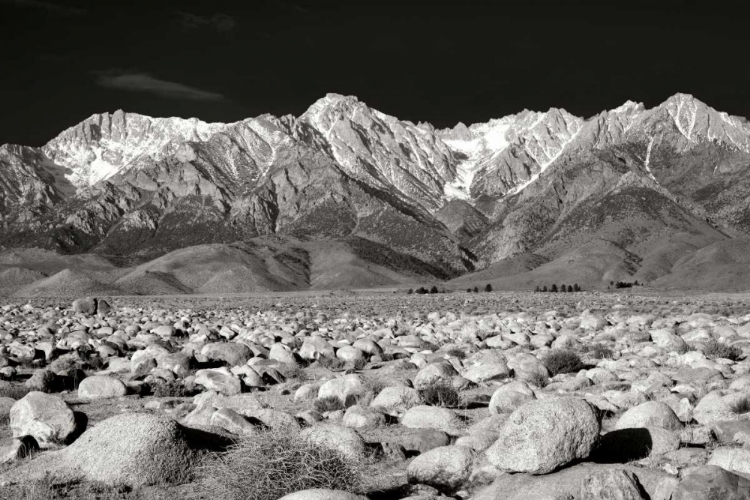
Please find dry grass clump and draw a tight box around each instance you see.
[350,357,368,371]
[419,383,461,408]
[278,363,308,381]
[314,396,346,413]
[580,343,614,359]
[0,383,32,400]
[526,372,549,388]
[0,476,141,500]
[730,396,750,415]
[317,356,347,372]
[314,378,386,412]
[703,339,743,361]
[200,427,363,500]
[543,349,585,376]
[150,380,198,398]
[445,348,467,359]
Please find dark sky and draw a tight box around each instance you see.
[1,0,747,146]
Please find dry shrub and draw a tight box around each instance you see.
[314,396,346,413]
[0,383,31,400]
[200,428,363,500]
[730,396,750,415]
[419,383,461,408]
[278,363,308,381]
[526,371,549,388]
[349,357,368,371]
[543,349,585,376]
[151,380,198,398]
[445,348,467,360]
[317,356,347,372]
[703,339,743,361]
[580,343,614,360]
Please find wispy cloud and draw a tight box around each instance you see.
[176,11,236,33]
[2,0,85,15]
[94,71,225,102]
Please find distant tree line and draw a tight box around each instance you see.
[535,284,582,293]
[408,286,441,294]
[405,283,494,295]
[609,280,641,289]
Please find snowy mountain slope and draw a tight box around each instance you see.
[4,92,750,288]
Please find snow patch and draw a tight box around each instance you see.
[442,122,511,198]
[612,100,640,114]
[643,136,656,181]
[666,96,698,142]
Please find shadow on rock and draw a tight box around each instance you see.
[590,428,654,464]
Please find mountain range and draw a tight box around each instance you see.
[2,92,750,295]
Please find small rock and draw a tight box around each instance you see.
[78,376,128,400]
[615,401,683,431]
[407,445,475,492]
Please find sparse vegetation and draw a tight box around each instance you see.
[317,356,347,371]
[543,349,585,376]
[0,476,142,500]
[730,396,750,415]
[200,428,363,500]
[0,383,32,400]
[279,363,308,381]
[445,347,467,359]
[350,357,368,371]
[703,339,743,361]
[527,371,549,388]
[150,381,198,398]
[314,396,347,413]
[419,383,461,408]
[580,343,614,359]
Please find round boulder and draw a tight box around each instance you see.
[343,405,386,428]
[0,413,230,487]
[615,401,683,431]
[489,381,536,414]
[413,362,458,390]
[72,297,97,315]
[201,342,251,367]
[318,374,368,406]
[401,405,464,434]
[299,424,365,459]
[486,397,600,474]
[9,392,77,449]
[78,376,128,400]
[195,368,241,396]
[407,445,474,492]
[370,386,421,416]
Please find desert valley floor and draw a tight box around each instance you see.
[0,290,749,499]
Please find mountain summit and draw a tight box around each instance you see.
[3,93,750,291]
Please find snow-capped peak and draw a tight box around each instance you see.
[611,100,645,114]
[41,110,233,187]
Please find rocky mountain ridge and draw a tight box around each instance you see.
[3,92,750,292]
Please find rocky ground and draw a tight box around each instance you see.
[0,291,749,499]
